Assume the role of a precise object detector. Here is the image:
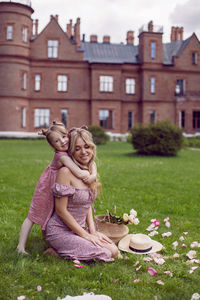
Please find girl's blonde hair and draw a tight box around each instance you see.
[39,120,68,148]
[68,127,101,193]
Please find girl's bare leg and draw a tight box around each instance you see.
[17,217,34,254]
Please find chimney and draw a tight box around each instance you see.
[55,15,59,22]
[103,35,110,43]
[66,19,73,39]
[90,35,98,43]
[170,26,175,41]
[74,17,81,47]
[126,30,134,45]
[171,26,184,41]
[148,20,153,32]
[33,19,39,36]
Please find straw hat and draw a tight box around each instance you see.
[118,233,163,254]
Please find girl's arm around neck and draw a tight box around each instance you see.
[59,155,90,179]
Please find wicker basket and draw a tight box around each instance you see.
[95,215,129,244]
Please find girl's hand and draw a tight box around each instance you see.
[95,232,113,244]
[82,175,96,184]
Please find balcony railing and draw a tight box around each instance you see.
[139,24,163,35]
[0,0,31,6]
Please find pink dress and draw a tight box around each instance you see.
[45,183,113,262]
[28,151,68,230]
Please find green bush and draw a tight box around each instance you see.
[88,125,109,145]
[186,136,200,148]
[131,121,183,156]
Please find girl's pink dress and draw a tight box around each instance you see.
[45,183,113,262]
[28,151,68,230]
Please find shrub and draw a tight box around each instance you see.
[88,125,109,145]
[131,121,183,156]
[186,136,200,148]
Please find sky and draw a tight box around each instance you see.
[30,0,200,45]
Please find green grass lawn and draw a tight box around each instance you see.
[0,140,200,300]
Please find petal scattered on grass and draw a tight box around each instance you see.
[148,231,159,237]
[172,241,178,250]
[164,217,169,222]
[165,221,171,228]
[164,270,173,277]
[162,232,172,237]
[147,267,157,276]
[181,244,187,247]
[186,250,197,260]
[37,285,42,292]
[136,265,142,271]
[154,257,165,265]
[173,253,180,258]
[156,280,164,285]
[73,260,81,264]
[183,232,188,235]
[134,260,140,266]
[113,279,118,283]
[189,266,198,274]
[190,241,200,248]
[17,297,26,300]
[179,236,184,241]
[143,257,153,262]
[191,293,200,300]
[74,264,84,268]
[133,279,141,283]
[146,224,155,232]
[153,220,161,226]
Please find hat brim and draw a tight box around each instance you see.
[118,234,163,255]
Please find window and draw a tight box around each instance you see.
[21,107,26,128]
[192,52,197,65]
[22,72,27,90]
[61,109,68,127]
[126,78,135,94]
[179,111,185,128]
[150,77,155,94]
[22,27,28,43]
[7,25,13,40]
[48,40,58,58]
[193,111,200,129]
[150,110,156,124]
[151,42,156,59]
[99,76,113,92]
[34,108,50,128]
[35,74,41,91]
[57,75,67,92]
[128,111,133,130]
[99,109,113,129]
[175,79,185,95]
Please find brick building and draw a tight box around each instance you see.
[0,1,200,133]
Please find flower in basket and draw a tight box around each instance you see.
[103,207,139,225]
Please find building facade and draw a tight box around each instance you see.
[0,1,200,133]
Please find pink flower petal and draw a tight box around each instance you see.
[164,217,169,222]
[143,257,153,262]
[153,220,161,226]
[186,250,197,260]
[113,279,118,283]
[136,265,142,271]
[179,236,184,241]
[133,279,141,283]
[189,266,198,274]
[134,260,140,266]
[17,297,26,300]
[156,280,164,285]
[74,264,84,268]
[37,285,42,292]
[183,232,188,235]
[181,244,187,247]
[162,232,172,237]
[172,241,178,250]
[190,242,200,248]
[147,267,157,276]
[165,221,171,228]
[173,253,179,258]
[73,259,81,264]
[154,257,165,265]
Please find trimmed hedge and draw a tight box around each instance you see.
[88,125,109,145]
[131,121,183,156]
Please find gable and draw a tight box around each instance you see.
[30,17,83,61]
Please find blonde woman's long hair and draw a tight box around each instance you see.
[68,127,101,194]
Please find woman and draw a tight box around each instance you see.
[45,127,119,262]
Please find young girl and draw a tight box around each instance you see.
[17,121,97,254]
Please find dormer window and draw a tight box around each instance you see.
[48,40,58,58]
[151,42,156,59]
[7,25,13,40]
[192,52,197,65]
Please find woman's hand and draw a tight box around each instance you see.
[94,232,113,244]
[84,233,103,247]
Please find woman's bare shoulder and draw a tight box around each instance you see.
[57,167,73,185]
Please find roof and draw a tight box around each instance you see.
[80,36,192,65]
